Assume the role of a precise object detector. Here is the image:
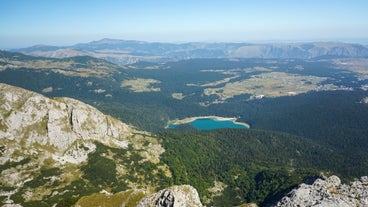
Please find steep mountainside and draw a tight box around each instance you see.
[13,39,368,64]
[0,83,173,206]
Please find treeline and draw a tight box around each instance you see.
[159,128,339,206]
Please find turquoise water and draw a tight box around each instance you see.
[168,118,248,130]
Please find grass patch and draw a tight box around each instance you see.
[74,190,147,207]
[82,151,117,186]
[24,167,62,188]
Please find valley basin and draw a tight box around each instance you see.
[166,116,250,130]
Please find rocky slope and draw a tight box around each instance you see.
[0,83,170,206]
[72,185,203,207]
[13,39,368,64]
[274,175,368,207]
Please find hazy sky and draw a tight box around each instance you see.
[1,0,368,48]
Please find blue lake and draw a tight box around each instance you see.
[168,118,248,130]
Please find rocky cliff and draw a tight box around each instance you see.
[274,175,368,207]
[0,83,170,206]
[0,83,132,164]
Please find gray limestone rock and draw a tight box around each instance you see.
[137,185,203,207]
[275,175,368,207]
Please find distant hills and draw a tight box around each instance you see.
[0,50,125,77]
[13,38,368,64]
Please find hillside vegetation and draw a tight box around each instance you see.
[0,48,368,206]
[160,128,341,206]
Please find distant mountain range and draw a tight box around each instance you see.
[13,38,368,64]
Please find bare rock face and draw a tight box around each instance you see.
[0,83,132,165]
[275,175,368,207]
[137,185,203,207]
[0,83,166,168]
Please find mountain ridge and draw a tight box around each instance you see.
[12,39,368,64]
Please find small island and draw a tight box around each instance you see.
[166,116,250,130]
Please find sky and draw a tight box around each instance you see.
[1,0,368,49]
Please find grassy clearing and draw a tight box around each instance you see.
[204,72,327,102]
[121,78,161,92]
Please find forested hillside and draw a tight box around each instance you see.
[159,128,346,206]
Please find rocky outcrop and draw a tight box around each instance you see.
[0,83,168,206]
[137,185,203,207]
[0,83,132,164]
[275,175,368,207]
[0,83,166,166]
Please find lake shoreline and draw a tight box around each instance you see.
[166,116,250,129]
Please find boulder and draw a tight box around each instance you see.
[137,185,203,207]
